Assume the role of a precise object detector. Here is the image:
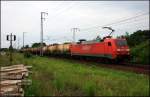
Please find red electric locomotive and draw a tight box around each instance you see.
[70,27,130,61]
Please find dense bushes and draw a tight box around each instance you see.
[126,30,149,47]
[121,30,149,64]
[130,40,149,64]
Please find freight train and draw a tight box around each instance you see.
[22,27,130,62]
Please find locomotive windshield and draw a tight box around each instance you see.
[116,40,127,46]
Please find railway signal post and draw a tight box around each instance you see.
[40,12,48,56]
[6,33,16,65]
[7,33,16,65]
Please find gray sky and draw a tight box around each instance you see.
[1,1,149,48]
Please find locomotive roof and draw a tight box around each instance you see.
[76,37,126,45]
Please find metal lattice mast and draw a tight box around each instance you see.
[71,28,80,42]
[40,12,48,56]
[23,32,27,49]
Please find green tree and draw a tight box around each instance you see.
[24,45,29,48]
[32,43,46,48]
[126,30,149,47]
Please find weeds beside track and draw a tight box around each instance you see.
[46,55,150,75]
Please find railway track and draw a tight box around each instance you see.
[119,62,149,70]
[48,56,150,75]
[95,63,150,75]
[82,60,149,75]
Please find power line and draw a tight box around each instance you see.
[105,14,149,28]
[81,12,149,31]
[78,16,148,38]
[48,2,76,22]
[114,20,150,31]
[77,18,149,40]
[79,17,148,33]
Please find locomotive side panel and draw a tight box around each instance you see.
[70,42,109,58]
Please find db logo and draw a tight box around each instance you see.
[82,45,91,50]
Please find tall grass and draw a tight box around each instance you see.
[0,53,149,96]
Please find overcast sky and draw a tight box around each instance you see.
[1,1,149,48]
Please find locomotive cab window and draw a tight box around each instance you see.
[108,42,112,46]
[116,40,127,47]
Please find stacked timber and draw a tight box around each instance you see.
[0,64,32,96]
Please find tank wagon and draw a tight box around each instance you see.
[46,43,71,55]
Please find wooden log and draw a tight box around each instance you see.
[1,72,28,80]
[0,85,24,96]
[0,64,32,80]
[0,80,22,86]
[1,68,28,73]
[0,85,21,92]
[1,64,32,69]
[1,74,22,80]
[0,68,31,80]
[1,67,28,72]
[0,93,24,97]
[0,64,31,96]
[0,65,32,72]
[0,79,32,87]
[1,64,24,69]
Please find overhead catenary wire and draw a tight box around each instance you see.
[47,2,76,22]
[78,13,149,37]
[43,2,76,42]
[77,17,149,40]
[81,12,149,31]
[80,17,147,32]
[115,20,150,32]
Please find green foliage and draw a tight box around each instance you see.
[119,30,149,64]
[125,30,149,47]
[32,43,46,48]
[24,52,32,58]
[21,45,30,49]
[53,77,65,91]
[83,81,96,96]
[63,42,71,44]
[0,48,9,52]
[24,45,29,48]
[130,40,149,64]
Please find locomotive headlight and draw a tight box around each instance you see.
[126,49,130,51]
[117,49,121,51]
